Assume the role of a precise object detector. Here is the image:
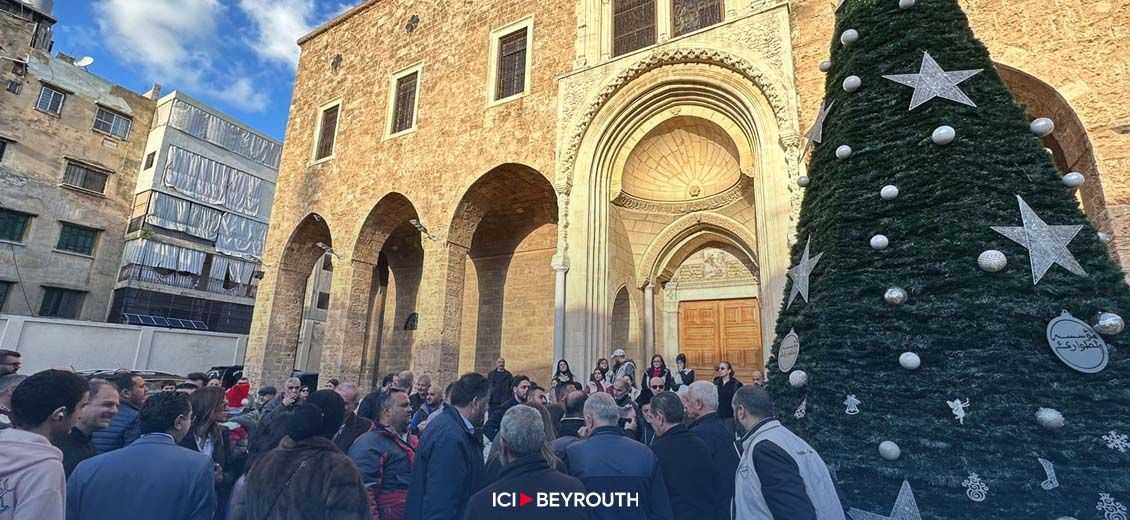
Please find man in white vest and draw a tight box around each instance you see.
[732,385,845,519]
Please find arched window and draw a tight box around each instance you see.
[613,0,656,56]
[673,0,722,36]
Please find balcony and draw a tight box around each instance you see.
[119,264,258,299]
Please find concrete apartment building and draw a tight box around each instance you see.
[110,92,281,334]
[0,0,158,321]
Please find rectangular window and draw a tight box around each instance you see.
[0,208,32,242]
[62,161,109,193]
[5,80,20,94]
[0,281,10,310]
[322,254,334,271]
[143,151,156,170]
[0,140,7,162]
[673,0,722,36]
[36,84,65,114]
[496,28,528,100]
[613,0,656,56]
[93,107,133,139]
[56,222,100,255]
[39,287,85,319]
[391,71,418,134]
[314,104,339,161]
[316,292,331,310]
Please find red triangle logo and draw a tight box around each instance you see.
[519,493,533,507]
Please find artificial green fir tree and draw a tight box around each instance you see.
[767,0,1130,518]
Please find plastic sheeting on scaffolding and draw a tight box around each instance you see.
[146,191,222,241]
[209,254,258,284]
[123,239,206,275]
[168,99,282,169]
[216,213,268,260]
[163,145,264,216]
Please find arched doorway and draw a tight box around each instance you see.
[450,164,559,380]
[245,213,333,387]
[347,193,422,390]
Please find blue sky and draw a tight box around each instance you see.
[51,0,359,140]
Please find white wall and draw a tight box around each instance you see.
[0,314,247,375]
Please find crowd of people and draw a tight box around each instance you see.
[0,347,843,520]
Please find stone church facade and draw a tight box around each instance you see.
[245,0,1130,389]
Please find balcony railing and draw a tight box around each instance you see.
[119,264,258,299]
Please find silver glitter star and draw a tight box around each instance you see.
[787,237,824,309]
[848,480,923,520]
[991,195,1086,285]
[882,52,982,110]
[806,100,835,145]
[833,0,846,11]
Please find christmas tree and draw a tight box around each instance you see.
[767,0,1130,518]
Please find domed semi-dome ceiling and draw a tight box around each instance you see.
[621,116,742,202]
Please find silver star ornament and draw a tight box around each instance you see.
[991,195,1086,285]
[883,52,982,110]
[787,237,824,309]
[806,100,835,145]
[848,480,922,520]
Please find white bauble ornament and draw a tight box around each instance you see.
[1045,147,1054,155]
[788,370,809,388]
[898,0,915,8]
[931,125,956,145]
[843,75,862,93]
[1094,312,1125,335]
[879,441,901,461]
[798,176,811,187]
[1099,232,1112,243]
[880,185,899,201]
[840,29,859,46]
[870,234,889,250]
[1062,172,1085,188]
[1030,117,1055,137]
[836,145,853,160]
[977,249,1007,273]
[820,60,832,72]
[899,352,921,370]
[884,287,908,305]
[1036,407,1065,430]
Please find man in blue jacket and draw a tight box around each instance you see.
[683,381,739,519]
[68,391,216,520]
[564,392,673,520]
[405,372,491,520]
[91,371,147,454]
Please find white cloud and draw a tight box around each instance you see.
[236,0,359,68]
[92,0,274,113]
[237,0,316,67]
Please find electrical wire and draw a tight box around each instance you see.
[5,240,34,315]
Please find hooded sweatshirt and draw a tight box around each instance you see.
[0,428,66,520]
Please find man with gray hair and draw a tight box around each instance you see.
[464,405,590,519]
[0,373,28,430]
[683,380,738,518]
[732,385,843,519]
[649,392,715,520]
[564,392,673,520]
[409,374,431,414]
[397,370,414,392]
[260,376,301,425]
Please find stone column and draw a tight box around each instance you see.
[244,265,308,389]
[319,257,376,385]
[552,257,569,364]
[643,282,655,360]
[412,239,469,387]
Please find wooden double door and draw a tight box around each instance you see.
[678,298,762,384]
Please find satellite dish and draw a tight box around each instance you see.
[74,56,94,67]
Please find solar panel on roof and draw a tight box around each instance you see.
[191,321,208,330]
[139,315,157,325]
[166,318,186,328]
[152,317,170,327]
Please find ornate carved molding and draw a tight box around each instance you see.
[559,47,795,196]
[636,211,759,288]
[612,173,754,213]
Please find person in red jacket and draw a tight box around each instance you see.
[348,388,417,520]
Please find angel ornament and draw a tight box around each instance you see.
[947,398,970,425]
[844,394,861,415]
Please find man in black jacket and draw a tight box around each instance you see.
[465,405,591,520]
[649,392,716,520]
[487,357,513,410]
[54,379,118,477]
[553,391,587,460]
[483,374,530,441]
[405,372,491,520]
[333,382,373,452]
[683,380,739,519]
